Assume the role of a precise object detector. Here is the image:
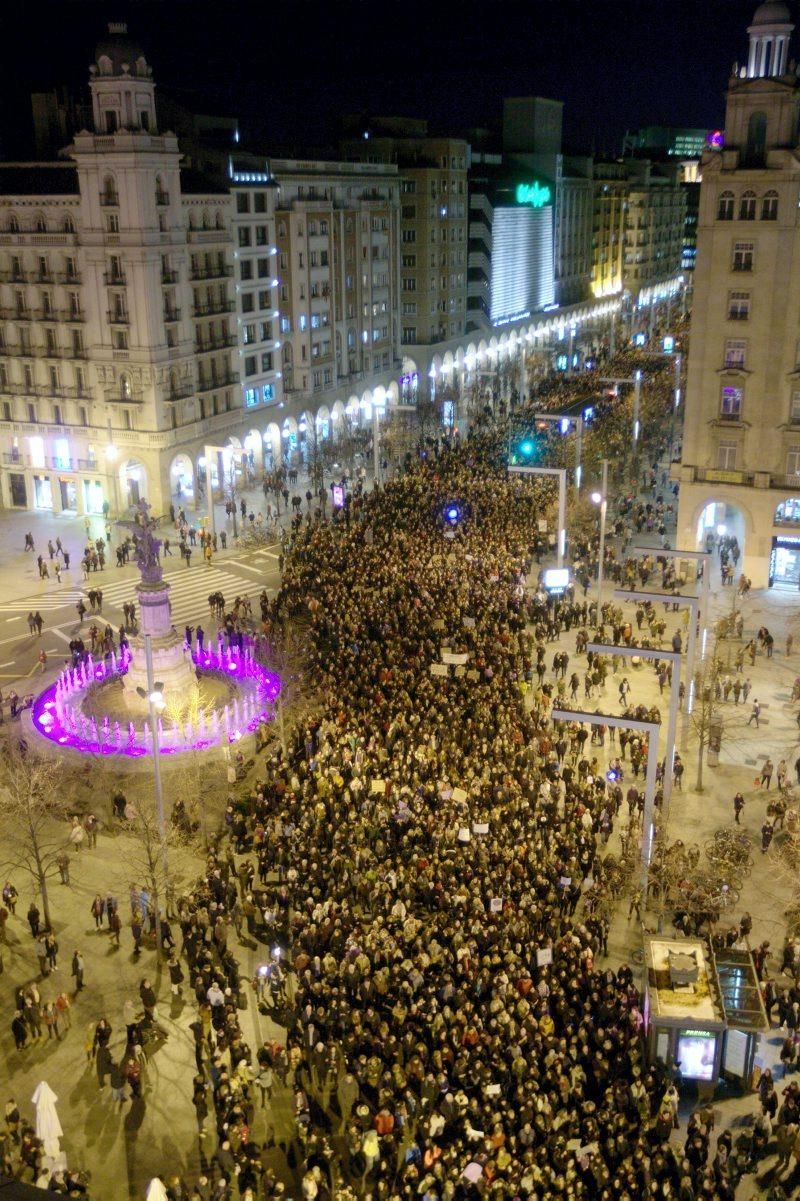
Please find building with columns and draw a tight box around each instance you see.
[675,0,800,588]
[0,23,673,518]
[0,25,281,517]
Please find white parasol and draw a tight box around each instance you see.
[145,1179,169,1201]
[31,1080,63,1158]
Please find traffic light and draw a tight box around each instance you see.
[518,438,535,459]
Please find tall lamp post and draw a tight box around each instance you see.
[526,411,584,490]
[204,443,246,540]
[552,706,661,894]
[591,459,609,612]
[137,631,169,950]
[588,641,682,824]
[508,465,567,567]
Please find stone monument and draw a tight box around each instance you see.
[121,501,198,711]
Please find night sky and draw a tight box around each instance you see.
[0,0,770,157]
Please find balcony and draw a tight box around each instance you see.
[106,310,130,324]
[192,300,233,316]
[63,309,86,323]
[195,334,235,353]
[187,228,227,243]
[156,191,170,206]
[104,271,127,286]
[161,268,179,283]
[693,466,755,486]
[49,456,75,471]
[771,474,800,490]
[106,390,144,405]
[163,308,181,323]
[0,270,27,284]
[3,452,24,465]
[189,264,232,281]
[166,384,194,401]
[196,372,239,394]
[100,193,119,207]
[56,272,82,285]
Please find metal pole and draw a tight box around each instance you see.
[373,406,380,482]
[641,728,659,894]
[143,632,169,926]
[662,663,681,826]
[205,451,215,538]
[575,416,583,491]
[633,370,642,444]
[558,469,566,568]
[596,459,608,613]
[609,311,616,358]
[552,705,659,894]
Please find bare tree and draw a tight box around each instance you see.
[0,742,67,930]
[119,791,173,953]
[688,639,727,793]
[261,621,316,756]
[162,691,226,848]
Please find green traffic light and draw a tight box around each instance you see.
[519,439,535,457]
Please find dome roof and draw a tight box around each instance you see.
[750,0,792,27]
[93,23,149,78]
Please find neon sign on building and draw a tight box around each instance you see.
[516,181,552,208]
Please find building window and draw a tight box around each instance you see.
[732,241,754,271]
[762,190,778,220]
[401,230,416,244]
[261,353,273,372]
[242,323,256,344]
[236,193,250,214]
[724,339,746,368]
[717,441,738,470]
[789,449,800,478]
[262,383,274,403]
[720,385,743,419]
[790,391,800,423]
[240,261,253,281]
[244,355,257,376]
[244,387,258,407]
[728,291,750,320]
[238,227,252,247]
[739,191,756,220]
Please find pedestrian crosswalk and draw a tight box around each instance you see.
[0,564,277,629]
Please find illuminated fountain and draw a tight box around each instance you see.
[31,502,281,758]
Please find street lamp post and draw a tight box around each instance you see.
[508,465,567,567]
[140,631,169,950]
[205,443,245,542]
[529,411,584,490]
[588,641,682,825]
[613,587,701,752]
[552,706,661,894]
[591,459,609,612]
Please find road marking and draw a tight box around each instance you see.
[0,660,15,667]
[50,628,72,644]
[227,561,271,576]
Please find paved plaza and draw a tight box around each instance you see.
[0,447,799,1197]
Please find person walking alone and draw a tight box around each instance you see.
[71,949,85,992]
[733,792,745,824]
[747,699,761,728]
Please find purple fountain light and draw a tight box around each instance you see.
[32,644,281,758]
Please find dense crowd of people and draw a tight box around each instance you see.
[159,375,773,1199]
[11,339,799,1199]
